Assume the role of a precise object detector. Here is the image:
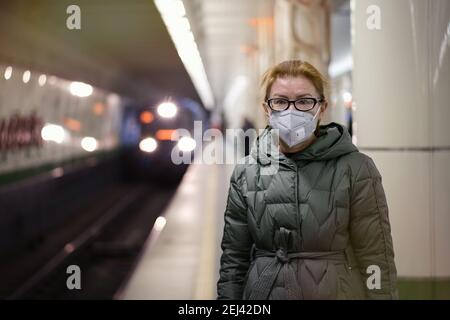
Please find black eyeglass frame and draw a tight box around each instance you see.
[266,97,324,112]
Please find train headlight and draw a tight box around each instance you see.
[139,137,158,153]
[177,136,196,152]
[157,102,177,118]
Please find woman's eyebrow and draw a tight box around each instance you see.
[272,93,314,98]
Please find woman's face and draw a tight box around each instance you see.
[264,76,326,118]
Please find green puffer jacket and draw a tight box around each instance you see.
[217,122,398,300]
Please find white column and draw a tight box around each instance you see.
[351,0,450,290]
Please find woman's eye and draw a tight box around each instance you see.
[296,99,314,106]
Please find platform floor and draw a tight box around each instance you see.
[119,142,237,299]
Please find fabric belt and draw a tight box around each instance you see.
[247,228,352,300]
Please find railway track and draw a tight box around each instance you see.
[6,183,175,300]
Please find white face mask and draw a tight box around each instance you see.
[269,107,321,148]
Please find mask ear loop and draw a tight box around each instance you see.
[311,106,322,137]
[312,105,321,121]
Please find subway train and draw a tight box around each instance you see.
[121,97,209,184]
[0,63,209,258]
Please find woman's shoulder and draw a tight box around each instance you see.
[230,155,265,188]
[339,150,371,165]
[338,151,381,180]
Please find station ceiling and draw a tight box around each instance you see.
[0,0,201,106]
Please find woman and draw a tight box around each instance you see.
[217,60,398,300]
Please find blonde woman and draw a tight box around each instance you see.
[217,60,398,300]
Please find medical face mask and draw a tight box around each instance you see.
[269,107,320,148]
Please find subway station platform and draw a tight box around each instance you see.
[1,0,449,301]
[118,142,236,300]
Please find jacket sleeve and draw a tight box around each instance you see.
[217,165,253,300]
[349,156,399,299]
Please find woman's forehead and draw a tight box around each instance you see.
[270,76,317,96]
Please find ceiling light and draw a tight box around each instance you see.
[154,0,214,109]
[70,81,93,97]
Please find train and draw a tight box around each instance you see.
[0,63,209,255]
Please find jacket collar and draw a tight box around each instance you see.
[250,122,357,166]
[250,125,291,167]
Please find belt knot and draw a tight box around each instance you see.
[276,248,289,263]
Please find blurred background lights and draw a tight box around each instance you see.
[22,70,31,83]
[157,102,177,118]
[139,137,157,153]
[154,0,214,109]
[41,124,65,144]
[140,111,154,124]
[93,102,105,115]
[156,129,176,141]
[154,216,167,232]
[51,167,64,178]
[343,91,352,104]
[4,66,12,80]
[38,74,47,86]
[81,137,98,152]
[177,136,196,152]
[70,81,93,97]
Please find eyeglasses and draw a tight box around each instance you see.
[266,97,324,112]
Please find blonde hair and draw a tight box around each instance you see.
[260,60,329,104]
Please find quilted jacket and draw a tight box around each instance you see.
[217,122,398,299]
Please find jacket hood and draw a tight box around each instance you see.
[250,122,358,165]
